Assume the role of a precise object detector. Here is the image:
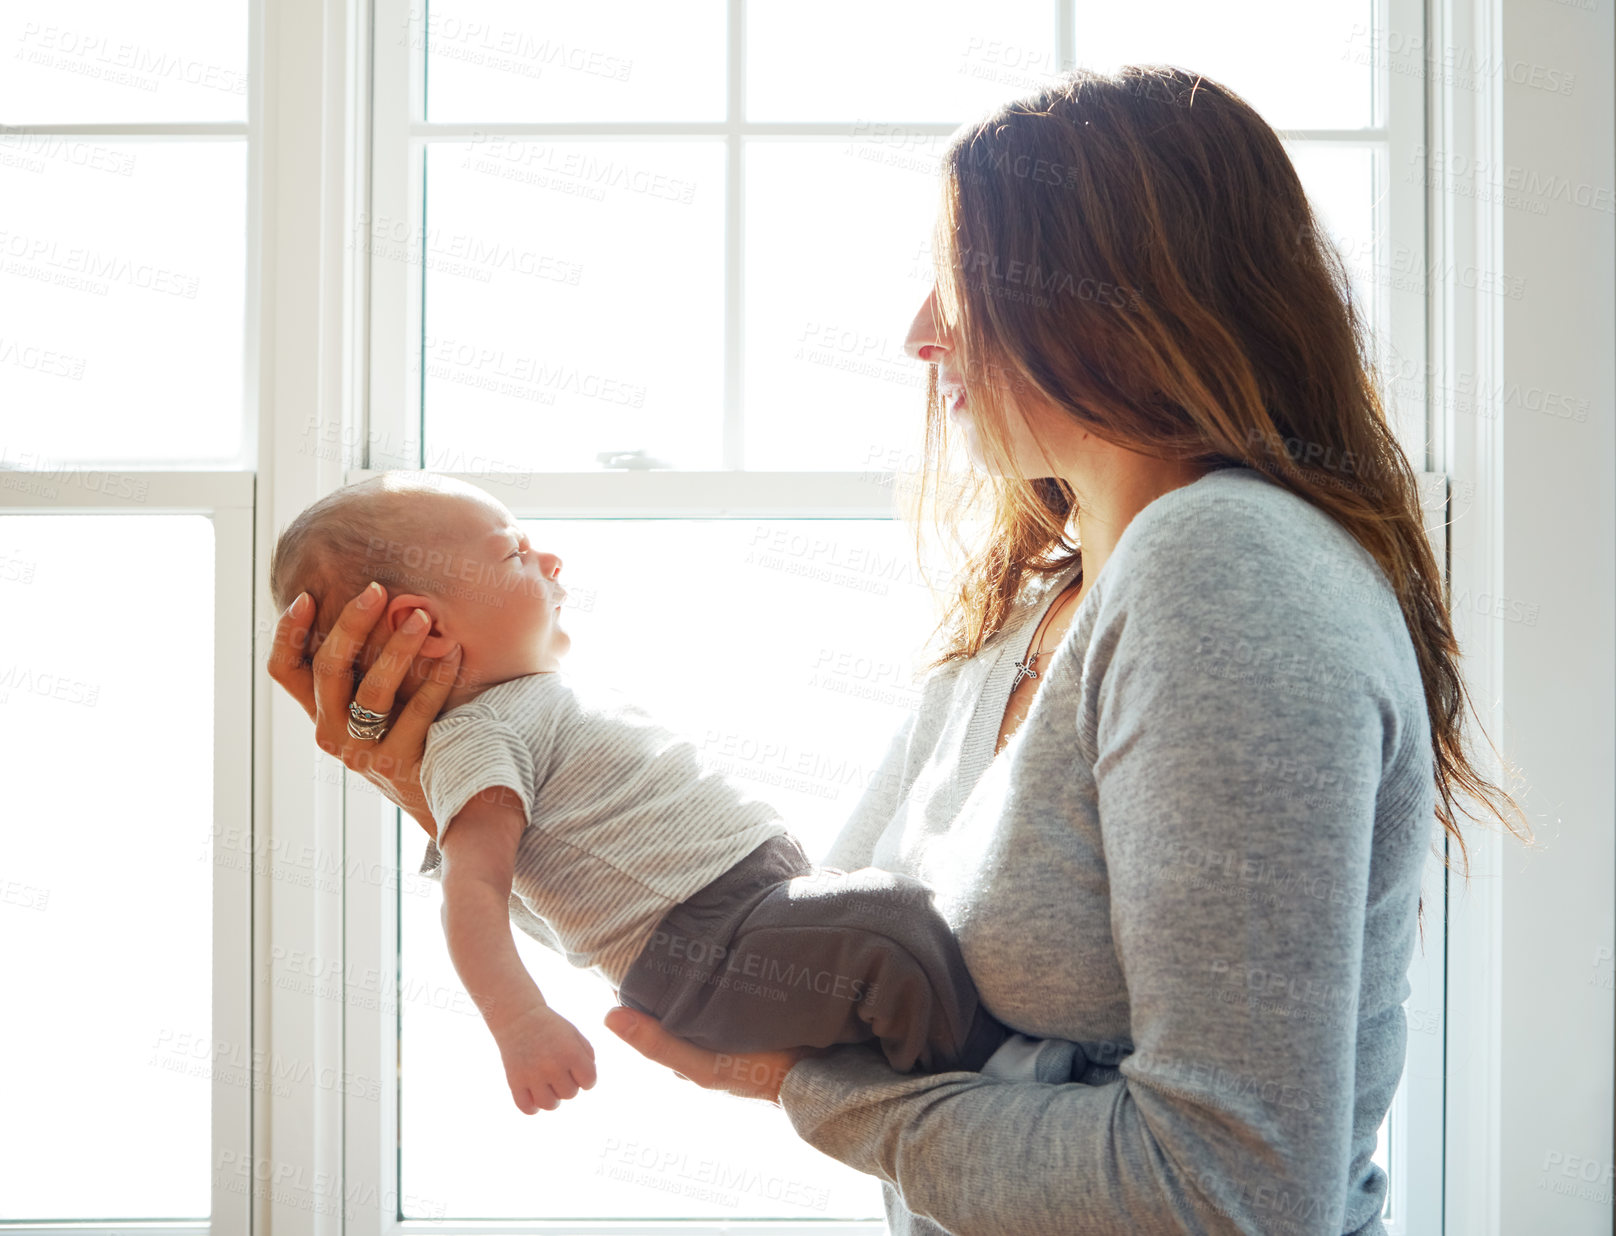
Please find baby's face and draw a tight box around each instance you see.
[386,490,571,682]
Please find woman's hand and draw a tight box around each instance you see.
[603,1006,823,1105]
[267,583,462,837]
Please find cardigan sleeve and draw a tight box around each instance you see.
[778,500,1404,1235]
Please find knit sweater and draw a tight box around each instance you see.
[778,464,1436,1236]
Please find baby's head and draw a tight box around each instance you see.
[270,471,570,693]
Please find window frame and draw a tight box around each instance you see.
[1431,0,1616,1229]
[0,474,256,1233]
[12,0,1606,1229]
[0,0,260,1221]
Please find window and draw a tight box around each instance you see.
[0,0,1467,1231]
[347,0,1444,1231]
[0,0,254,1224]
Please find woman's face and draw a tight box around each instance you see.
[903,282,1065,479]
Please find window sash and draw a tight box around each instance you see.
[358,0,1442,1229]
[0,473,255,1232]
[368,0,1428,480]
[0,7,260,1231]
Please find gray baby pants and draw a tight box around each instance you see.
[615,834,1008,1073]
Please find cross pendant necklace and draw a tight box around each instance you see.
[1010,651,1043,690]
[1011,573,1084,691]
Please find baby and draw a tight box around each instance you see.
[270,471,1014,1114]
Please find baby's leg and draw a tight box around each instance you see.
[620,864,1007,1073]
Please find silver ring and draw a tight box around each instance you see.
[347,699,390,741]
[347,716,389,742]
[349,700,389,725]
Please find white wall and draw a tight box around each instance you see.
[1443,0,1615,1230]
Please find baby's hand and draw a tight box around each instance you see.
[494,1005,598,1114]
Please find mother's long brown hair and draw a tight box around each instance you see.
[910,65,1530,887]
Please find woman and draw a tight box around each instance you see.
[272,66,1527,1234]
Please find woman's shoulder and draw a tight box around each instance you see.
[1108,465,1395,610]
[1122,462,1332,543]
[1098,465,1423,696]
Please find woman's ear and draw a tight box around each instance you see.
[383,593,457,658]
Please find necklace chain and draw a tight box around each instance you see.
[1010,572,1084,690]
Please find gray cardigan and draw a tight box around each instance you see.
[778,465,1435,1236]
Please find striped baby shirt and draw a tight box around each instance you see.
[416,672,789,985]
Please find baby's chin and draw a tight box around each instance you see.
[537,623,572,668]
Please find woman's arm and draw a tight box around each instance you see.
[774,546,1401,1235]
[603,1007,817,1104]
[267,586,461,836]
[779,787,1379,1228]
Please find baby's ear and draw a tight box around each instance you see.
[382,593,456,658]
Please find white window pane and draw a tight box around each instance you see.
[745,140,938,470]
[747,0,1057,123]
[418,0,725,123]
[402,518,938,1217]
[1285,143,1378,323]
[0,515,214,1219]
[1073,0,1373,130]
[420,141,725,472]
[538,519,936,850]
[0,140,246,466]
[0,1,247,124]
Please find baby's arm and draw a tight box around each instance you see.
[438,788,597,1113]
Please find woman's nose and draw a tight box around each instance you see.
[904,286,949,363]
[537,552,562,578]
